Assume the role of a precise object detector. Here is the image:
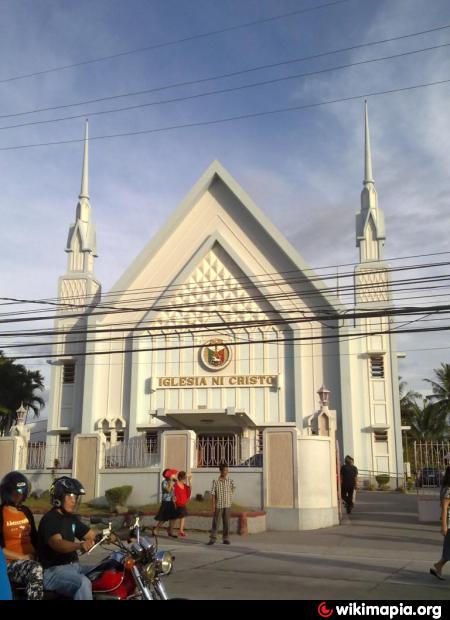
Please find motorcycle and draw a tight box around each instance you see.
[13,514,176,600]
[84,514,175,600]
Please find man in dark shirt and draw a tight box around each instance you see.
[38,476,96,600]
[340,456,358,514]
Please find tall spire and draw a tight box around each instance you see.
[79,119,89,199]
[364,100,374,186]
[356,100,385,263]
[65,120,97,273]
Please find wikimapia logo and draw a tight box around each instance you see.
[317,603,442,620]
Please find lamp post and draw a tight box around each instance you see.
[317,385,331,409]
[15,402,28,426]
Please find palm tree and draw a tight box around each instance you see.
[0,351,45,436]
[399,376,421,427]
[407,398,448,442]
[425,363,450,420]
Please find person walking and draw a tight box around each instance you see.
[430,466,450,580]
[341,455,358,514]
[174,471,192,537]
[154,469,180,538]
[207,464,235,546]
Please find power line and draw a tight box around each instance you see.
[0,0,352,85]
[7,322,450,361]
[2,249,448,308]
[3,76,450,151]
[3,23,450,121]
[2,301,450,338]
[2,41,450,133]
[0,261,448,323]
[3,313,450,353]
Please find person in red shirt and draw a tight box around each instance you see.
[174,472,192,537]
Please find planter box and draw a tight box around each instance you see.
[417,495,440,523]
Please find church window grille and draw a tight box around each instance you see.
[370,356,384,378]
[374,429,388,442]
[145,431,158,454]
[116,430,125,443]
[256,429,264,454]
[63,362,75,384]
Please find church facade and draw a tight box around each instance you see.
[46,106,403,493]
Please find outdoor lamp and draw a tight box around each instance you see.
[317,385,331,408]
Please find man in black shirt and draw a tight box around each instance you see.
[38,477,96,600]
[340,456,358,514]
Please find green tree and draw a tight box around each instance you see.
[399,376,421,428]
[425,363,450,420]
[0,350,45,436]
[407,398,448,442]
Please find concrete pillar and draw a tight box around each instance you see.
[0,437,28,479]
[297,435,339,529]
[263,427,300,530]
[263,426,339,531]
[160,430,196,474]
[72,434,104,501]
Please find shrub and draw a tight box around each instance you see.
[406,478,415,491]
[375,474,390,489]
[105,486,132,509]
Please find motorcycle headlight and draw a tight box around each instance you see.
[142,562,156,583]
[155,550,173,575]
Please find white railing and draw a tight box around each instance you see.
[196,435,263,468]
[103,436,160,469]
[27,442,73,470]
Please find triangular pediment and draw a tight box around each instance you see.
[152,242,275,330]
[106,160,343,316]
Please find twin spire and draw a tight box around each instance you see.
[65,119,97,272]
[356,100,385,262]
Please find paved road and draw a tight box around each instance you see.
[81,491,450,600]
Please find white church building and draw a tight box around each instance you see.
[28,104,403,527]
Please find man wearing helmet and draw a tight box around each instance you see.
[0,471,44,599]
[37,476,96,600]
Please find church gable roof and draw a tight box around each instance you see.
[108,160,344,313]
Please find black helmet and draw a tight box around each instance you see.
[0,471,30,505]
[50,476,85,508]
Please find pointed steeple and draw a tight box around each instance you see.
[364,100,374,186]
[65,120,98,274]
[355,100,385,262]
[58,121,101,314]
[79,119,89,199]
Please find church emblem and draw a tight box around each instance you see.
[200,339,231,371]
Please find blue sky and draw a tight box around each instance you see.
[1,0,450,407]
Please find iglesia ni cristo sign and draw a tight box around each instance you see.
[157,375,278,388]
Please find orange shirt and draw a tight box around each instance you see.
[2,506,34,562]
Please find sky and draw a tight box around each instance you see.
[1,0,449,412]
